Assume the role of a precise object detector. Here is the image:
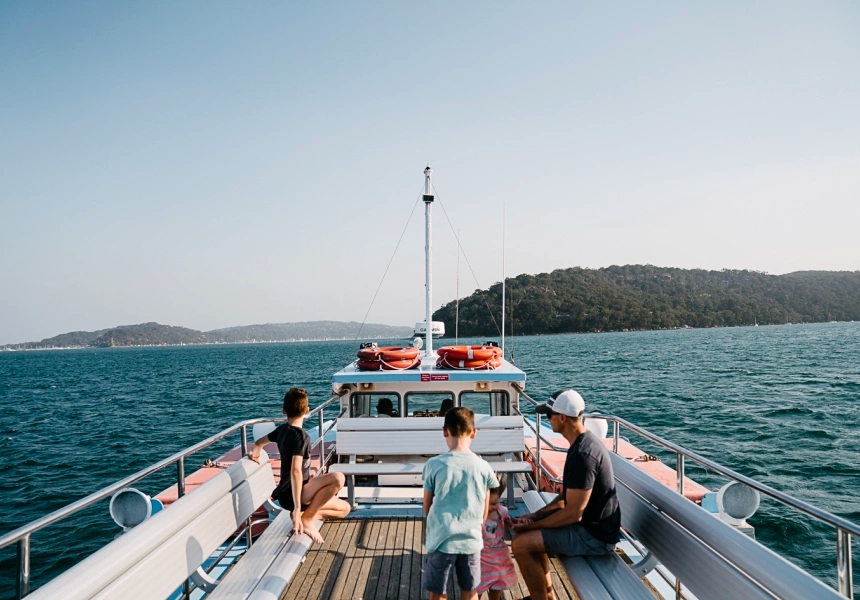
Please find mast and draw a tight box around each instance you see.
[423,165,434,356]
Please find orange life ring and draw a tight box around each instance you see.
[436,354,503,370]
[357,346,420,362]
[436,345,502,361]
[356,357,421,371]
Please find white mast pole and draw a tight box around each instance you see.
[501,204,506,356]
[423,165,434,357]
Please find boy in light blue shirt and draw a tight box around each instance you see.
[423,407,500,600]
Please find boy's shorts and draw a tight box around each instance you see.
[423,550,481,594]
[541,523,616,557]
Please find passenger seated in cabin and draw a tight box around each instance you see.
[439,398,454,416]
[423,407,499,600]
[376,397,398,418]
[511,390,620,600]
[248,387,351,544]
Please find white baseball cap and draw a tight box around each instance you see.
[535,389,585,418]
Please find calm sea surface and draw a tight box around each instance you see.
[1,323,859,597]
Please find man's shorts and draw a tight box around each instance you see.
[542,523,616,557]
[423,550,481,594]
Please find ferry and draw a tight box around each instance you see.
[1,167,856,600]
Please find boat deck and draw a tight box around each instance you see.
[281,517,583,600]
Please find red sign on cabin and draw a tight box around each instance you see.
[431,374,449,381]
[421,374,431,381]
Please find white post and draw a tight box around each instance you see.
[456,228,460,345]
[423,165,434,357]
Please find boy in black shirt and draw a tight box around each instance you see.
[249,388,350,543]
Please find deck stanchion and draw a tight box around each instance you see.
[319,411,325,474]
[17,534,30,599]
[535,413,542,490]
[613,420,619,453]
[241,425,248,457]
[177,456,186,498]
[675,576,682,600]
[676,453,685,496]
[837,528,853,597]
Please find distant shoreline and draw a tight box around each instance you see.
[4,321,855,352]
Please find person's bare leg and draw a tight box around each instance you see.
[428,593,448,600]
[512,530,551,600]
[460,589,478,600]
[299,472,349,542]
[487,590,502,600]
[542,552,556,600]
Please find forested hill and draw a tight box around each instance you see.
[3,321,413,350]
[433,266,860,336]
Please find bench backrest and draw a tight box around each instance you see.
[610,453,842,600]
[30,454,275,600]
[336,415,524,456]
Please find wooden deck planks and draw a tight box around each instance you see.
[280,517,581,600]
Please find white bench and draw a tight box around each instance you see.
[522,491,652,600]
[330,415,532,507]
[28,453,320,600]
[609,453,844,600]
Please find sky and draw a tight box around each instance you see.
[1,2,858,344]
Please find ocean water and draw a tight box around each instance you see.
[1,322,859,597]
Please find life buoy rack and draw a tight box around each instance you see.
[435,345,503,370]
[355,346,421,371]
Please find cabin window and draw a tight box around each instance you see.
[349,393,402,418]
[459,391,510,416]
[405,392,455,417]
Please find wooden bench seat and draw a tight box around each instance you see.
[329,415,533,507]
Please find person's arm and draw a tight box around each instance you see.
[512,487,590,531]
[291,454,305,536]
[483,489,490,521]
[247,435,269,463]
[512,494,564,525]
[423,489,434,517]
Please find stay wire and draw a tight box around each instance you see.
[352,187,425,351]
[432,184,503,338]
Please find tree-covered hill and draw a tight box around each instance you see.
[3,321,413,349]
[433,266,860,336]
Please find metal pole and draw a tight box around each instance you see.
[423,165,434,357]
[676,453,685,496]
[675,576,682,600]
[319,411,325,474]
[837,528,853,598]
[613,420,619,453]
[535,413,542,491]
[240,425,248,456]
[177,456,186,498]
[501,203,506,355]
[17,534,30,599]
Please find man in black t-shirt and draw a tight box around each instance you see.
[249,388,351,544]
[511,390,621,600]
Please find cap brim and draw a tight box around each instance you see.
[534,404,553,415]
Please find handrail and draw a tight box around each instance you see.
[0,395,342,551]
[587,413,860,540]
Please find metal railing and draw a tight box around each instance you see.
[0,394,343,599]
[512,384,857,598]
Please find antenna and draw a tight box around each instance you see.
[501,204,506,356]
[455,228,460,345]
[423,165,434,357]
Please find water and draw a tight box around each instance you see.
[1,323,859,597]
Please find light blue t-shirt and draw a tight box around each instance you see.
[423,451,500,554]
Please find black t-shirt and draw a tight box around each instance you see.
[269,423,311,500]
[562,430,621,544]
